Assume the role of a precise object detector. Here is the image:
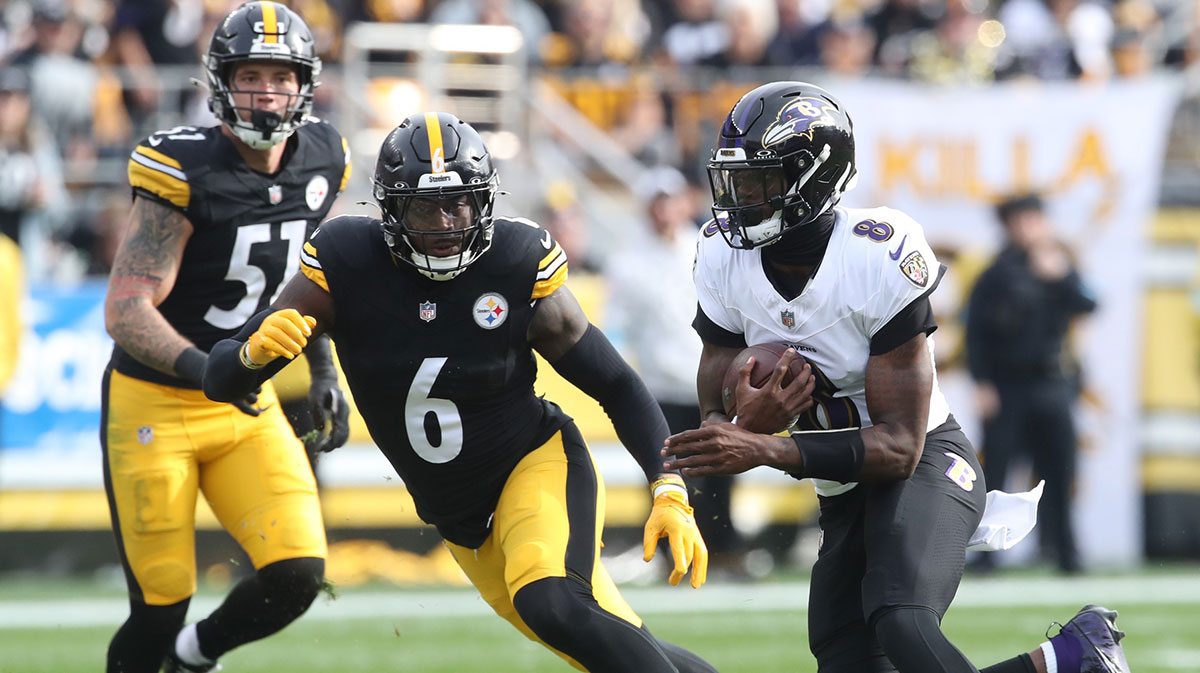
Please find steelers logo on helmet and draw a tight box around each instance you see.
[473,293,508,329]
[373,112,500,281]
[204,1,321,150]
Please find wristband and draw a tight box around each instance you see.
[239,342,267,370]
[791,429,866,482]
[651,474,688,501]
[174,347,207,385]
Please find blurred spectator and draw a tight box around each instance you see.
[1108,0,1162,78]
[109,0,204,130]
[64,190,129,277]
[0,66,69,278]
[5,0,98,163]
[818,16,877,77]
[609,75,682,166]
[349,0,425,23]
[659,0,728,65]
[429,0,552,62]
[1111,27,1155,77]
[906,0,996,83]
[539,179,602,273]
[867,0,942,75]
[540,0,646,68]
[764,0,827,67]
[606,166,747,577]
[965,193,1097,575]
[995,0,1113,80]
[700,0,778,69]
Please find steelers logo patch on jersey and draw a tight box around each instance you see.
[899,250,929,288]
[306,175,329,211]
[473,293,508,329]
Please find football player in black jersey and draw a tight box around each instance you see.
[663,81,1129,673]
[101,3,350,672]
[204,112,717,673]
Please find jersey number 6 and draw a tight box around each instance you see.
[405,357,464,463]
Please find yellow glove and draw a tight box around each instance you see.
[241,309,317,369]
[642,477,708,588]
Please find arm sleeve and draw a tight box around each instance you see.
[202,308,292,402]
[693,303,747,348]
[868,295,937,356]
[548,323,674,483]
[305,334,337,383]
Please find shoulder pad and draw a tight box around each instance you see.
[127,126,211,209]
[301,215,382,293]
[494,217,567,301]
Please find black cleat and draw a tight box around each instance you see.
[162,651,222,673]
[1057,605,1130,673]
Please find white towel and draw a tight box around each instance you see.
[966,480,1045,552]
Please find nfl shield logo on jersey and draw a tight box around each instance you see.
[267,185,282,205]
[780,309,796,328]
[137,426,153,445]
[419,301,437,322]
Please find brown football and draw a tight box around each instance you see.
[720,342,808,418]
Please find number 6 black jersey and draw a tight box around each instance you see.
[111,120,351,387]
[299,215,573,547]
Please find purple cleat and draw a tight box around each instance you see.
[1057,605,1130,673]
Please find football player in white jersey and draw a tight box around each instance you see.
[662,82,1130,673]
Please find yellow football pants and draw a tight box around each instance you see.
[446,426,643,671]
[102,368,326,605]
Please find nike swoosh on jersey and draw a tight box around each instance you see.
[889,234,907,260]
[148,136,163,146]
[540,229,552,249]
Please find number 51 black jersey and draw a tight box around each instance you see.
[113,120,350,387]
[299,214,573,547]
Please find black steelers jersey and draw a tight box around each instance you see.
[300,215,572,547]
[111,119,351,387]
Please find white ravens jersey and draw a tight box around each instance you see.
[694,206,952,496]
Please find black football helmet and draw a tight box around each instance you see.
[374,112,499,281]
[707,81,857,249]
[204,1,320,150]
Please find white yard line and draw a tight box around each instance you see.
[3,574,1200,629]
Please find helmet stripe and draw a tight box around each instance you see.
[423,112,444,173]
[261,1,278,43]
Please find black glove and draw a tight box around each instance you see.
[307,376,350,452]
[231,386,267,417]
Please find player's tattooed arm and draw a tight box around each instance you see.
[859,331,934,481]
[104,197,195,376]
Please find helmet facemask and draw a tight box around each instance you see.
[377,175,499,281]
[207,56,319,150]
[708,144,836,250]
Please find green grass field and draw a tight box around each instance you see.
[2,571,1198,672]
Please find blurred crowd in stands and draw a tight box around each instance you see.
[0,0,1197,281]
